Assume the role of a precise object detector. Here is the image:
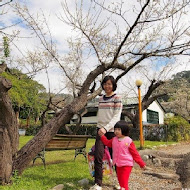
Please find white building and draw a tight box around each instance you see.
[142,101,165,125]
[80,97,165,125]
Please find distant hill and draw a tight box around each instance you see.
[172,70,190,83]
[158,70,190,121]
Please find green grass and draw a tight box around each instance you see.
[0,136,174,190]
[135,140,175,149]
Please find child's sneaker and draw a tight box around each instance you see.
[89,184,102,190]
[114,183,120,190]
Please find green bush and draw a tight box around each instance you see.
[26,125,41,136]
[165,116,190,142]
[25,123,97,136]
[25,117,190,143]
[58,124,97,137]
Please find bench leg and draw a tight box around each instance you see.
[33,149,46,169]
[74,148,87,161]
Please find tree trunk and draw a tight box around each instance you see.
[122,109,139,129]
[12,94,88,175]
[0,77,19,185]
[0,64,105,184]
[34,116,39,124]
[132,113,139,129]
[15,111,19,125]
[26,116,30,127]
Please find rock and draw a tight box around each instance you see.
[143,171,180,180]
[139,149,157,157]
[142,155,149,161]
[78,178,89,186]
[65,182,75,188]
[152,158,162,166]
[51,184,64,190]
[144,166,153,171]
[169,160,176,168]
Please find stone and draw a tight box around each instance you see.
[142,155,149,161]
[65,183,75,187]
[152,158,162,166]
[143,171,180,180]
[78,178,89,186]
[51,184,64,190]
[169,160,176,168]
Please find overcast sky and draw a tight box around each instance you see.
[1,0,190,95]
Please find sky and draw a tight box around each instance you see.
[1,0,190,96]
[0,0,75,92]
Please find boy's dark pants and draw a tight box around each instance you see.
[94,129,115,186]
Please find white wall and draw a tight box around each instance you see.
[142,101,164,124]
[81,116,98,124]
[81,101,165,124]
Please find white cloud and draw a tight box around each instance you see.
[1,0,190,94]
[34,68,66,93]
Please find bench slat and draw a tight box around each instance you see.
[33,134,91,167]
[45,134,90,151]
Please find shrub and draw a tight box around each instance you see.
[25,123,97,136]
[165,116,190,142]
[58,124,97,137]
[26,125,41,136]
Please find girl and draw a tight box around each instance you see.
[100,120,146,190]
[90,75,123,190]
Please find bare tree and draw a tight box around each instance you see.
[1,0,190,184]
[160,78,190,121]
[122,79,166,128]
[0,75,18,185]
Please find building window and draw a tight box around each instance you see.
[83,112,97,117]
[147,109,159,124]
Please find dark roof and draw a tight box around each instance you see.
[122,97,165,112]
[122,97,139,105]
[87,96,165,112]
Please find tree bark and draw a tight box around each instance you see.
[0,63,106,183]
[0,76,19,184]
[26,116,30,127]
[15,111,20,125]
[12,94,88,174]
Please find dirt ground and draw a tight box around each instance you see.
[100,141,190,190]
[156,142,190,155]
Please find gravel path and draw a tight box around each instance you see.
[156,142,190,155]
[100,166,181,190]
[100,142,190,190]
[129,167,181,190]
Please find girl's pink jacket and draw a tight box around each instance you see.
[101,135,145,168]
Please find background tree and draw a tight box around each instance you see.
[1,0,190,184]
[3,36,9,59]
[159,70,190,121]
[0,75,18,185]
[1,69,48,126]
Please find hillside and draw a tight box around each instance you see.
[158,70,190,121]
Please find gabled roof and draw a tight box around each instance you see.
[87,98,99,107]
[122,97,139,105]
[86,96,140,107]
[87,96,165,112]
[122,96,165,112]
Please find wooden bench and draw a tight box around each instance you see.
[33,134,91,168]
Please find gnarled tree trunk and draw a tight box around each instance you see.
[0,64,105,184]
[0,76,19,185]
[12,94,88,174]
[0,77,88,182]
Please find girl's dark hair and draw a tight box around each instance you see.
[101,75,117,91]
[114,120,130,136]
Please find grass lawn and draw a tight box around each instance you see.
[0,136,175,190]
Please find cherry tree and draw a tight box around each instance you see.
[1,0,190,184]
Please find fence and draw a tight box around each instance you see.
[130,124,168,142]
[57,124,169,142]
